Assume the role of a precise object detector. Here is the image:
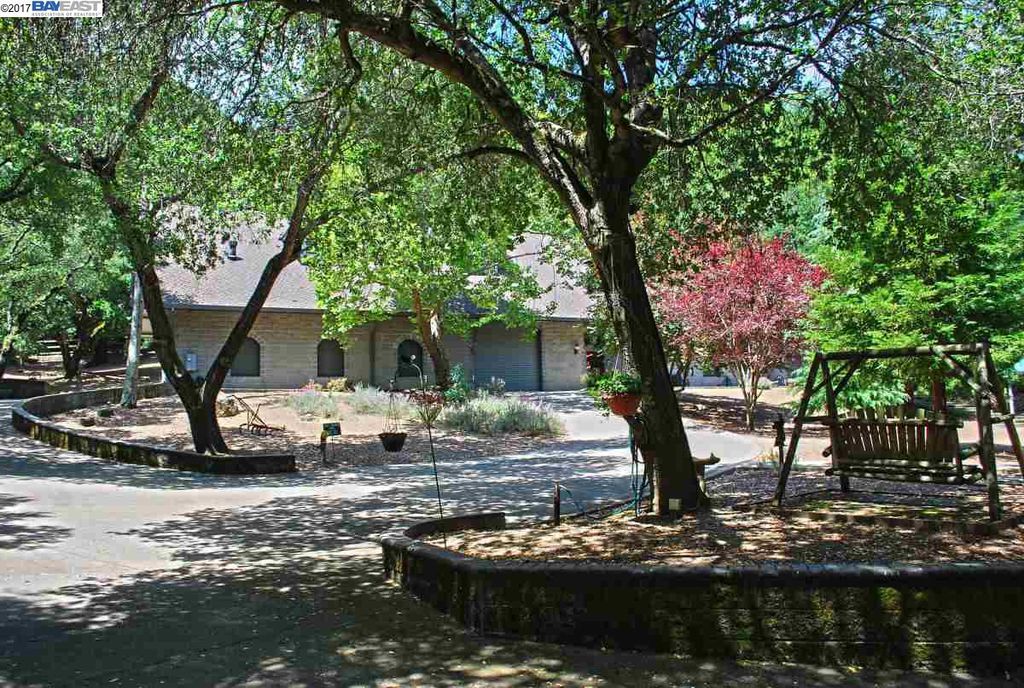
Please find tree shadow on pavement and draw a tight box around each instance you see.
[2,486,1013,688]
[0,494,72,551]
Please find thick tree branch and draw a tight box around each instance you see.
[104,62,172,174]
[0,158,38,204]
[365,144,533,193]
[639,3,859,148]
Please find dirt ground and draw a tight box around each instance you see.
[431,466,1024,566]
[3,356,163,394]
[49,391,566,471]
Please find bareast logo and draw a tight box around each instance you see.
[2,0,105,16]
[32,1,101,10]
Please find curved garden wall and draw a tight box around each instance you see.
[382,513,1024,675]
[11,383,295,474]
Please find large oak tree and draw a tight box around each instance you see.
[263,0,910,512]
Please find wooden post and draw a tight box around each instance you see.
[819,358,849,492]
[976,345,1001,521]
[775,353,820,506]
[773,413,786,466]
[552,483,561,525]
[983,351,1024,478]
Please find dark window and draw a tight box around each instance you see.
[317,339,345,377]
[397,339,423,378]
[231,337,261,377]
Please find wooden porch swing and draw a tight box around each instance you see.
[774,343,1024,521]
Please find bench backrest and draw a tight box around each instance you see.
[832,419,960,462]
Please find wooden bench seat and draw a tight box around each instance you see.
[822,414,984,488]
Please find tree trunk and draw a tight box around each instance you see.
[412,291,451,390]
[903,381,917,415]
[185,403,224,455]
[102,160,323,453]
[196,169,324,449]
[679,346,694,390]
[931,375,948,414]
[134,261,227,454]
[593,222,705,514]
[104,182,227,454]
[57,331,81,379]
[743,368,763,431]
[120,271,143,407]
[744,377,759,432]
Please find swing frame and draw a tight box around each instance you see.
[774,343,1024,521]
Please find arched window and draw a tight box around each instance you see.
[231,337,261,377]
[317,339,345,377]
[397,339,423,378]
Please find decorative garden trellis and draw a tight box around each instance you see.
[775,343,1024,521]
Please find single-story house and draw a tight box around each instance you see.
[155,232,591,391]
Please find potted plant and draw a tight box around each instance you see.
[379,384,408,452]
[587,370,643,416]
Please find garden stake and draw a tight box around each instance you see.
[408,357,447,548]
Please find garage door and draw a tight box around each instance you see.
[473,324,540,391]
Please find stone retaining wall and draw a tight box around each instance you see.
[0,379,49,399]
[381,513,1024,675]
[11,383,295,474]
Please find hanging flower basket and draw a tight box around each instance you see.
[379,382,407,452]
[379,431,407,452]
[602,392,642,417]
[587,370,643,416]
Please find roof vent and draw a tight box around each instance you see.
[226,237,240,261]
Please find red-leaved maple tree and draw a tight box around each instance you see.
[654,235,826,430]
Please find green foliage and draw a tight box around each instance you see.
[347,384,412,418]
[789,362,909,413]
[443,364,471,405]
[438,395,563,437]
[286,390,339,419]
[586,370,642,397]
[307,158,555,341]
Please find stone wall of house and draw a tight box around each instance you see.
[540,321,586,391]
[368,318,474,388]
[169,309,583,390]
[168,309,370,390]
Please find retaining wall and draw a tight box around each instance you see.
[381,513,1024,675]
[11,383,295,474]
[0,379,49,399]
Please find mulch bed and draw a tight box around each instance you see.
[47,394,568,472]
[429,466,1024,566]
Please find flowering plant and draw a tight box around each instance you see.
[409,388,444,426]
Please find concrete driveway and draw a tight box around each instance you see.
[0,396,1000,687]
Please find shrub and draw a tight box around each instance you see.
[483,376,507,396]
[348,383,412,417]
[438,396,564,436]
[287,390,339,419]
[324,377,352,393]
[443,364,472,405]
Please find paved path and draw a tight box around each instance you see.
[0,396,1010,686]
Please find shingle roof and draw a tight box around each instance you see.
[160,231,592,321]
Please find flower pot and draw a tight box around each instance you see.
[379,432,407,452]
[603,392,641,417]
